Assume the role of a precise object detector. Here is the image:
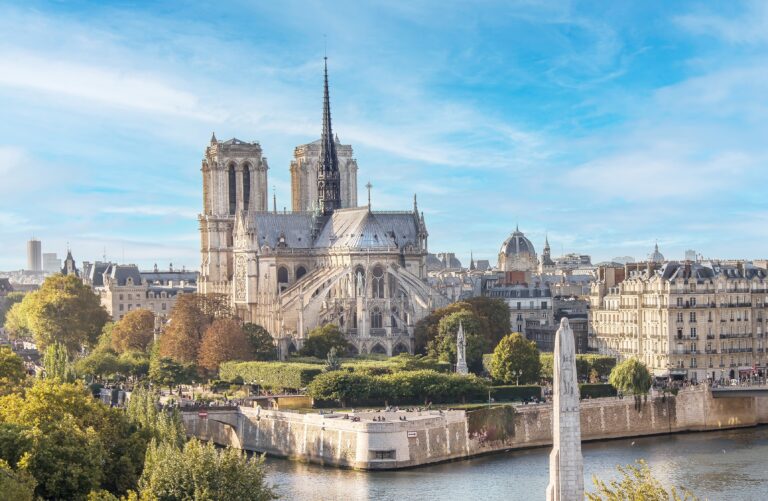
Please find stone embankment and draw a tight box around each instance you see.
[181,386,768,470]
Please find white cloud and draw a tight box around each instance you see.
[675,1,768,45]
[102,205,198,218]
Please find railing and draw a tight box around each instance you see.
[370,328,387,337]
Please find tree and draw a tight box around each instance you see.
[126,387,185,449]
[413,302,474,354]
[0,292,25,326]
[138,439,276,501]
[490,333,541,384]
[242,323,277,361]
[2,275,109,353]
[118,351,150,379]
[300,324,350,359]
[159,293,231,363]
[0,346,26,394]
[306,371,372,407]
[428,310,488,373]
[464,296,511,347]
[588,459,698,501]
[198,318,253,372]
[74,351,122,381]
[0,459,36,501]
[0,379,148,499]
[43,342,76,382]
[111,309,155,353]
[149,356,194,389]
[609,358,652,396]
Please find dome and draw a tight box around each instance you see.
[500,227,536,257]
[648,243,664,263]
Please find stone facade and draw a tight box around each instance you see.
[590,261,768,382]
[290,138,358,212]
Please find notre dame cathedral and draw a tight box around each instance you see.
[198,59,448,357]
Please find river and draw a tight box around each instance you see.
[264,426,768,500]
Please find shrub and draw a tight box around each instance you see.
[219,362,322,390]
[540,353,617,381]
[579,383,617,399]
[490,385,542,402]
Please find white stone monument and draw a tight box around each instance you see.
[455,321,468,375]
[546,317,584,501]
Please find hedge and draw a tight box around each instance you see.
[490,385,542,402]
[540,353,616,381]
[219,361,323,390]
[579,383,617,399]
[307,369,489,407]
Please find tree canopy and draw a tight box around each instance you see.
[159,293,231,363]
[490,333,541,384]
[111,309,155,353]
[0,346,26,393]
[0,291,25,327]
[428,309,488,373]
[3,275,109,352]
[609,358,653,396]
[242,323,277,361]
[300,324,350,359]
[588,459,698,501]
[198,318,253,372]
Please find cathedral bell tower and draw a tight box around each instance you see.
[316,57,341,216]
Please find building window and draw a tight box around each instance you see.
[242,164,250,211]
[690,297,697,306]
[162,303,166,310]
[677,312,683,322]
[690,312,696,322]
[691,327,697,338]
[119,294,124,301]
[228,163,237,215]
[296,266,307,280]
[677,297,683,306]
[119,304,124,311]
[371,307,383,329]
[372,265,385,298]
[541,301,547,310]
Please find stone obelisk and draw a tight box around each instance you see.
[455,321,468,375]
[546,317,584,501]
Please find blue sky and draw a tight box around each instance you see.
[1,1,767,270]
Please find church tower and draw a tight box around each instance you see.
[199,133,268,294]
[316,58,342,216]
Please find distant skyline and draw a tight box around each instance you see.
[1,1,767,270]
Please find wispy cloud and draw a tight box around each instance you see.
[102,206,198,218]
[675,1,768,45]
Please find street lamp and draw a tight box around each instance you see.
[512,369,524,386]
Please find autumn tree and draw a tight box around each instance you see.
[0,291,25,326]
[2,275,109,353]
[111,309,155,353]
[198,318,253,372]
[300,324,350,359]
[159,293,231,363]
[0,346,26,395]
[490,333,541,384]
[242,323,277,361]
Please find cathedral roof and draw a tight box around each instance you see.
[252,213,315,249]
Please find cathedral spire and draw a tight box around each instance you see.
[317,57,341,216]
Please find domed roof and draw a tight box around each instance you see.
[648,243,664,263]
[500,226,536,257]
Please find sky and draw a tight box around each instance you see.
[0,0,767,271]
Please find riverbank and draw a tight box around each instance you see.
[181,385,768,470]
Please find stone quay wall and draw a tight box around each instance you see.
[182,386,768,470]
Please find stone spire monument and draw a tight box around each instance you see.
[546,317,584,501]
[456,321,468,375]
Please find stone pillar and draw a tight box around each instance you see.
[546,318,584,501]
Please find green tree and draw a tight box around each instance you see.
[74,351,122,381]
[138,439,276,501]
[609,358,652,396]
[3,275,109,353]
[490,333,541,384]
[0,459,36,501]
[306,371,372,407]
[428,310,488,373]
[111,309,155,354]
[118,351,150,379]
[242,323,277,361]
[464,296,511,347]
[0,346,26,393]
[43,342,76,382]
[149,356,194,389]
[300,324,350,359]
[587,459,698,501]
[413,302,474,354]
[126,387,185,449]
[0,291,25,326]
[0,379,148,499]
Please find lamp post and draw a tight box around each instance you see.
[513,369,523,386]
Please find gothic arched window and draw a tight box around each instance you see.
[372,265,385,298]
[354,266,365,297]
[228,163,237,215]
[296,266,307,281]
[277,266,288,293]
[242,164,251,211]
[371,307,383,329]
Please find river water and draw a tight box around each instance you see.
[264,426,768,500]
